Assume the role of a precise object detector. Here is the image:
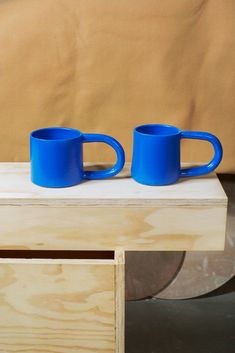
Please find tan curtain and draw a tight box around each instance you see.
[0,0,234,172]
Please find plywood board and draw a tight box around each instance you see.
[0,163,227,206]
[115,250,125,353]
[0,163,227,251]
[0,204,226,251]
[0,257,118,353]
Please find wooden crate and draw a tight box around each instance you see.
[0,162,228,352]
[0,163,227,251]
[0,250,124,353]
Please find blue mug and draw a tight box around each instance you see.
[30,127,125,187]
[131,124,223,186]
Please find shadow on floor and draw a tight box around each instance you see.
[126,264,235,353]
[198,275,235,298]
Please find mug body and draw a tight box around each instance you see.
[131,124,181,185]
[30,127,83,187]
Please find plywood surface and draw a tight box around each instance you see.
[0,163,227,251]
[0,204,226,251]
[0,163,227,206]
[115,251,125,353]
[0,257,117,353]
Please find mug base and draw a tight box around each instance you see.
[132,176,178,186]
[31,178,81,188]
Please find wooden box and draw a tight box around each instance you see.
[0,163,228,251]
[0,162,228,352]
[0,250,124,353]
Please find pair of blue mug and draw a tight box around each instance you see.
[30,124,223,188]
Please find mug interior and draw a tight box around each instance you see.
[136,124,180,136]
[31,127,81,141]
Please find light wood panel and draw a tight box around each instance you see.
[115,251,125,353]
[0,253,125,353]
[0,163,227,206]
[0,163,227,251]
[0,204,227,251]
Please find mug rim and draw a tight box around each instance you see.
[135,124,181,137]
[30,127,82,141]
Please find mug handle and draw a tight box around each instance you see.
[82,133,125,179]
[180,131,223,177]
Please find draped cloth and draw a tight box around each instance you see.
[0,0,234,172]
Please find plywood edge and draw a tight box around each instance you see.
[115,250,125,265]
[0,198,228,207]
[115,250,125,353]
[0,258,115,265]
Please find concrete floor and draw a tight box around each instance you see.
[126,175,235,353]
[126,276,235,353]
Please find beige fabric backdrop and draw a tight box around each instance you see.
[0,0,234,172]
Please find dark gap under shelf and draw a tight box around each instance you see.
[0,250,114,260]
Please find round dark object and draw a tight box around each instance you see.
[125,251,185,301]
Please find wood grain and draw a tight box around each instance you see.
[115,251,125,353]
[0,257,118,353]
[0,163,227,251]
[0,205,227,251]
[0,163,227,207]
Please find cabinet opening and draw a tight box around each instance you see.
[0,250,114,260]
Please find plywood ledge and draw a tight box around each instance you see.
[0,254,118,352]
[0,162,227,207]
[0,162,227,251]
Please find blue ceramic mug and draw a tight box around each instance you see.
[30,127,125,187]
[131,124,223,186]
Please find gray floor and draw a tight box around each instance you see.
[126,276,235,353]
[126,175,235,353]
